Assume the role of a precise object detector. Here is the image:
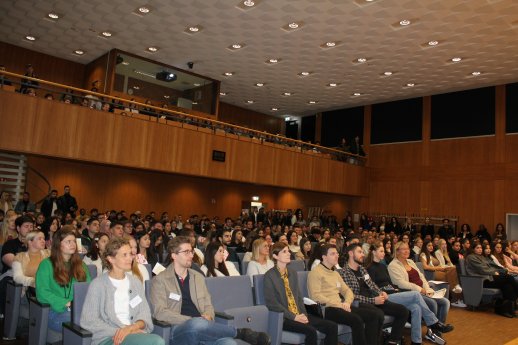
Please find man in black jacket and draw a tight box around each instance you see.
[57,185,78,216]
[40,189,58,219]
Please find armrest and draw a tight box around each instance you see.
[215,311,234,320]
[267,311,283,345]
[151,318,171,340]
[62,322,93,337]
[28,296,50,308]
[152,318,171,328]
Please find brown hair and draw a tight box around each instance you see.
[365,240,384,268]
[50,229,87,285]
[103,237,130,270]
[271,241,288,263]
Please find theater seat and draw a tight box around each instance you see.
[3,280,24,340]
[458,258,502,309]
[28,297,62,345]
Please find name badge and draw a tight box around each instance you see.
[129,295,142,308]
[169,292,181,301]
[364,274,370,281]
[336,281,341,288]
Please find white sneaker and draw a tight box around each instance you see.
[452,284,462,294]
[404,322,412,329]
[451,300,467,308]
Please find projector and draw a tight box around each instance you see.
[156,71,177,82]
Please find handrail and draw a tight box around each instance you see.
[26,166,52,206]
[0,70,366,162]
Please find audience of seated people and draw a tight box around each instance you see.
[3,195,518,344]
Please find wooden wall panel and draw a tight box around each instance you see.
[25,156,356,219]
[429,136,496,166]
[505,134,518,163]
[218,102,283,134]
[0,92,366,197]
[369,142,422,168]
[0,41,85,88]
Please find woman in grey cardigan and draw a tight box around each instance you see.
[264,242,337,345]
[80,237,164,345]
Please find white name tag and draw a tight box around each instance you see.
[169,292,181,301]
[129,295,142,308]
[336,281,341,288]
[364,274,370,280]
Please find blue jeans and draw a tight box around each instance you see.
[423,296,450,323]
[170,317,237,345]
[99,333,165,345]
[388,291,439,343]
[48,309,71,332]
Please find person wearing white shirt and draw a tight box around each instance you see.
[246,238,274,279]
[201,241,240,277]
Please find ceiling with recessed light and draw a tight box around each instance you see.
[1,0,517,116]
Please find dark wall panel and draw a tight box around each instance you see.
[301,115,316,143]
[371,98,422,144]
[506,83,518,133]
[431,87,495,139]
[321,107,364,147]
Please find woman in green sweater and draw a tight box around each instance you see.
[35,228,91,331]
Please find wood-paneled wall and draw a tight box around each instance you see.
[218,102,283,134]
[0,91,367,197]
[0,41,85,88]
[368,85,516,234]
[25,156,355,219]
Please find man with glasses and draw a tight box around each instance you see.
[150,236,270,345]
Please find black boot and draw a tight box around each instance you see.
[235,328,271,345]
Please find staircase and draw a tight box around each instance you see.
[0,152,27,203]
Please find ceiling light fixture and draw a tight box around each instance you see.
[428,40,439,46]
[271,107,278,111]
[326,41,336,47]
[406,83,415,87]
[255,83,264,87]
[25,35,36,41]
[451,57,462,62]
[471,71,481,76]
[308,100,317,104]
[353,92,361,96]
[121,61,130,65]
[246,100,254,104]
[220,92,227,96]
[243,0,255,7]
[328,83,338,87]
[133,86,140,90]
[232,44,242,49]
[193,83,201,86]
[383,71,393,76]
[164,95,170,99]
[299,71,310,76]
[101,31,112,37]
[282,92,292,96]
[189,26,199,32]
[223,72,233,76]
[47,13,59,19]
[356,57,367,63]
[74,50,84,55]
[268,58,278,63]
[138,7,150,13]
[399,19,411,26]
[147,46,158,52]
[288,22,299,29]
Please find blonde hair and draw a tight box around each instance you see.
[393,241,409,259]
[0,211,18,244]
[26,230,44,242]
[437,239,451,263]
[251,238,268,262]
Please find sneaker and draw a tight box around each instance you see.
[425,329,446,345]
[451,300,467,308]
[452,285,462,294]
[236,328,271,345]
[430,322,454,334]
[404,322,412,329]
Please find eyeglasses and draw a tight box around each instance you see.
[176,249,194,256]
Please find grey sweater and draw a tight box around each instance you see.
[80,272,153,345]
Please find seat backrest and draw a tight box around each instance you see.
[205,275,253,310]
[252,274,265,305]
[237,252,246,263]
[144,280,155,313]
[72,281,90,323]
[144,263,152,278]
[415,262,424,274]
[241,260,250,275]
[289,260,305,272]
[297,271,310,297]
[86,264,97,279]
[458,258,467,275]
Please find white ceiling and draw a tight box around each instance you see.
[1,0,517,117]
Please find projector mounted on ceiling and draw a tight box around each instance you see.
[156,71,177,82]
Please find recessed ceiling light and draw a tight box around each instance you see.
[47,13,59,19]
[383,71,393,76]
[285,116,291,121]
[325,41,336,47]
[268,58,278,63]
[246,100,254,104]
[74,50,84,55]
[121,61,130,65]
[472,71,481,76]
[101,31,112,37]
[147,46,158,52]
[193,83,201,86]
[451,57,462,62]
[299,71,310,76]
[271,107,278,111]
[255,83,264,87]
[308,100,317,104]
[189,26,200,32]
[406,83,415,87]
[328,83,338,87]
[138,7,150,13]
[352,92,361,96]
[25,35,36,41]
[282,92,292,96]
[164,95,170,99]
[133,86,140,90]
[243,0,255,7]
[232,44,242,49]
[399,19,411,26]
[288,22,299,29]
[223,72,233,76]
[356,57,367,63]
[220,92,227,96]
[428,40,439,46]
